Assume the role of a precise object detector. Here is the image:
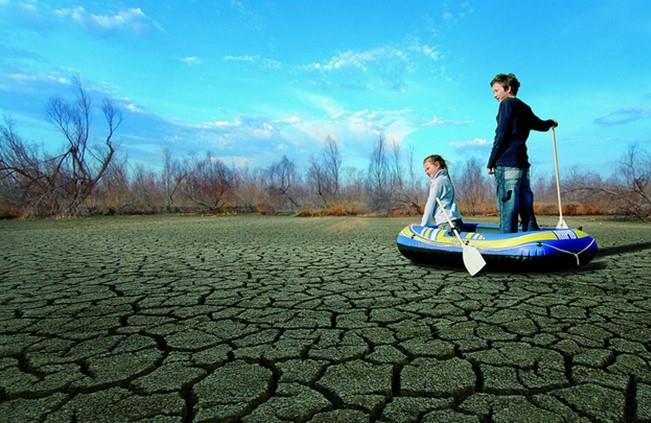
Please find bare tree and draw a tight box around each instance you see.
[267,155,300,210]
[533,173,554,205]
[385,140,422,214]
[388,140,403,194]
[341,166,366,204]
[618,144,651,218]
[403,144,424,213]
[162,148,188,212]
[323,136,342,201]
[129,164,164,213]
[307,156,328,206]
[366,135,392,212]
[94,155,130,214]
[566,144,651,220]
[182,153,234,211]
[456,157,489,215]
[46,77,122,215]
[0,119,59,216]
[232,165,264,212]
[405,144,418,194]
[0,169,22,217]
[394,140,426,214]
[307,136,342,207]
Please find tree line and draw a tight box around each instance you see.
[1,81,650,220]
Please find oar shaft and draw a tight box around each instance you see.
[435,197,465,245]
[435,197,486,276]
[551,127,564,221]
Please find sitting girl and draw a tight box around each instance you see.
[420,154,463,233]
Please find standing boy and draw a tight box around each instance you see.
[487,73,557,233]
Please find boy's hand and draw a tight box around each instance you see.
[551,119,558,128]
[486,168,494,175]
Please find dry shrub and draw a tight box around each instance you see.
[387,207,418,217]
[479,202,498,216]
[534,202,559,215]
[0,205,22,219]
[296,205,317,217]
[562,203,602,216]
[297,202,361,217]
[256,200,274,215]
[534,202,603,216]
[323,203,360,216]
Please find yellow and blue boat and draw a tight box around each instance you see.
[396,223,598,270]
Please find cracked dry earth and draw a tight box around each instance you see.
[0,216,650,423]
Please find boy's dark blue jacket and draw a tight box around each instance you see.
[487,97,555,169]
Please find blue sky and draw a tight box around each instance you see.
[1,0,650,178]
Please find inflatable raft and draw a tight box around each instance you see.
[396,223,598,270]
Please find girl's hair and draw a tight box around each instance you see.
[490,73,520,96]
[423,154,447,169]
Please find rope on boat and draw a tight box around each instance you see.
[540,239,596,266]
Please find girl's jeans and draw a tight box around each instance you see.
[494,166,540,233]
[437,219,464,234]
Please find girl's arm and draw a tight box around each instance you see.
[420,177,443,226]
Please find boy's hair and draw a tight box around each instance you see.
[490,73,520,96]
[423,154,447,169]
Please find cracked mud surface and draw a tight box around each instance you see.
[1,215,650,422]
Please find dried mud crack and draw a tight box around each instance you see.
[0,215,650,422]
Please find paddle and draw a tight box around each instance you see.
[435,197,486,276]
[551,127,569,229]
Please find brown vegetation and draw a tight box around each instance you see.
[1,78,121,217]
[2,86,649,220]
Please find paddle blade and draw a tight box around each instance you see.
[462,245,486,276]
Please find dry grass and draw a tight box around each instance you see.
[297,202,362,217]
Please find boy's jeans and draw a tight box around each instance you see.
[494,166,539,233]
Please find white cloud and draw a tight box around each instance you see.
[224,55,256,62]
[594,107,650,126]
[18,2,38,12]
[188,118,242,129]
[55,7,84,22]
[262,58,282,69]
[183,102,416,159]
[272,103,416,151]
[227,0,265,31]
[366,109,412,121]
[3,1,49,29]
[54,6,162,35]
[419,44,440,60]
[306,95,345,119]
[192,116,279,140]
[441,3,473,24]
[424,115,473,126]
[224,55,282,69]
[275,116,301,125]
[300,46,413,91]
[7,72,70,85]
[93,8,147,30]
[219,155,255,168]
[450,137,491,151]
[179,56,203,65]
[124,103,142,113]
[408,39,441,60]
[206,120,231,127]
[304,47,408,72]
